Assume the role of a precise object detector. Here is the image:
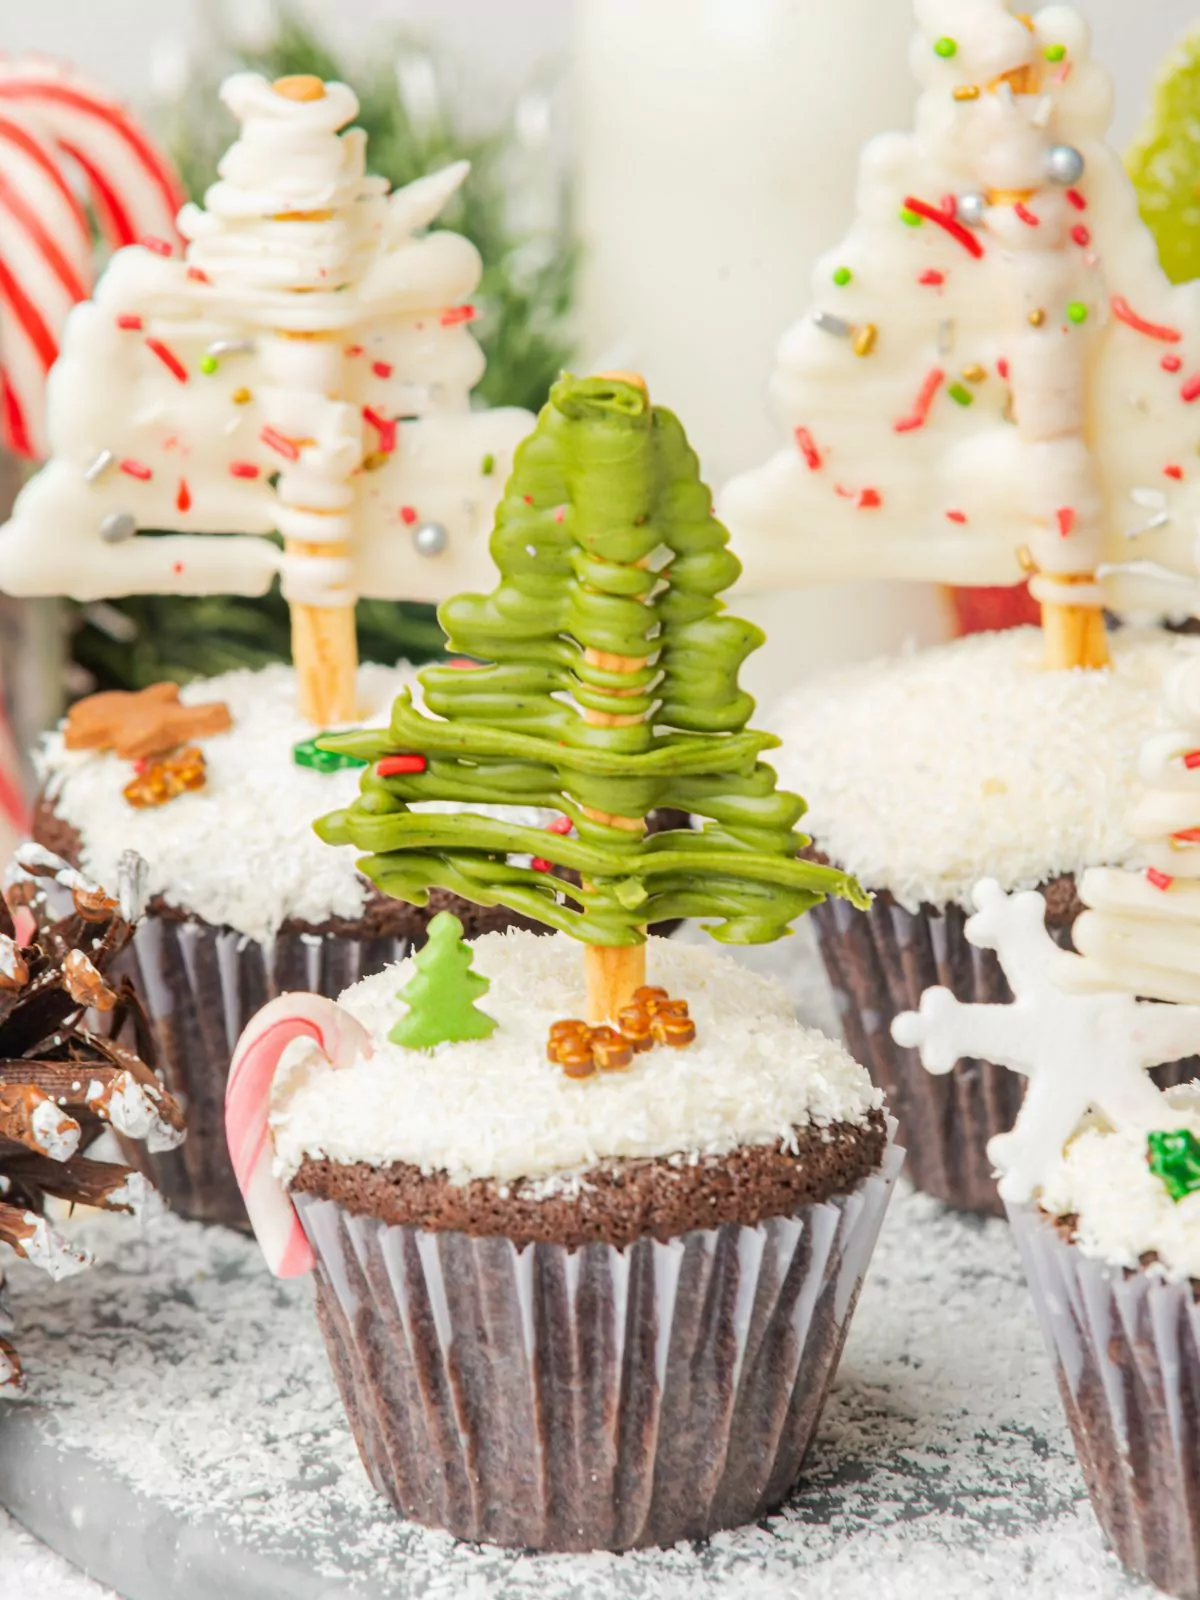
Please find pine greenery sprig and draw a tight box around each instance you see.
[70,7,576,693]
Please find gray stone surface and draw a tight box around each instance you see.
[0,924,1159,1598]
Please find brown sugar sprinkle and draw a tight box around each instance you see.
[546,985,697,1077]
[123,745,208,809]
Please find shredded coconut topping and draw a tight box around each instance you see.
[769,627,1179,912]
[37,662,554,944]
[1039,1088,1200,1282]
[269,932,881,1189]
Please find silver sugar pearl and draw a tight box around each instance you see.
[956,191,988,228]
[99,511,137,544]
[1044,144,1085,186]
[413,520,448,557]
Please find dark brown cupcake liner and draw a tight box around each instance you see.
[1007,1202,1200,1598]
[808,880,1198,1216]
[294,1138,903,1552]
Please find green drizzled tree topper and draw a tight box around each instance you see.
[1147,1129,1200,1203]
[318,373,867,1022]
[389,911,497,1049]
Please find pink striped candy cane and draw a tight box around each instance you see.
[226,994,371,1278]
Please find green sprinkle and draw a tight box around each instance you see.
[1044,43,1067,63]
[481,452,495,476]
[1066,302,1089,324]
[832,266,853,287]
[293,735,368,774]
[899,207,923,228]
[933,36,958,59]
[199,354,219,375]
[1147,1129,1200,1202]
[948,383,974,407]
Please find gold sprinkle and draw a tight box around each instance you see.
[953,85,981,101]
[981,776,1009,797]
[1016,544,1036,574]
[1028,308,1046,327]
[852,322,878,357]
[231,387,252,405]
[362,451,388,473]
[961,364,987,384]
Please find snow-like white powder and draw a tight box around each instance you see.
[36,662,553,945]
[1039,1088,1200,1283]
[769,626,1179,913]
[270,932,881,1188]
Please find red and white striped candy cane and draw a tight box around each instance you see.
[226,994,372,1278]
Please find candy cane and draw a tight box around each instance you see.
[0,58,185,459]
[226,994,371,1278]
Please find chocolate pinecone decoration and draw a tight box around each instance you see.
[0,843,184,1389]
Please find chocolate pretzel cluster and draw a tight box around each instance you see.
[547,985,697,1079]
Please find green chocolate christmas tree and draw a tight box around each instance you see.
[389,911,496,1048]
[318,373,866,1021]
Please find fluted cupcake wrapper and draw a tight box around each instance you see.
[113,914,411,1230]
[295,1139,903,1552]
[810,887,1198,1216]
[1007,1201,1200,1599]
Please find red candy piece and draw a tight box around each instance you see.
[1147,867,1175,891]
[376,754,427,777]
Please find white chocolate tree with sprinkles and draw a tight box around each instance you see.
[0,73,531,724]
[721,0,1200,670]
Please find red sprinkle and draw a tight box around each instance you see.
[399,505,419,526]
[1066,189,1087,211]
[146,337,188,384]
[260,425,300,462]
[554,507,565,523]
[171,561,184,575]
[229,461,260,480]
[794,426,822,470]
[186,266,209,284]
[376,754,427,777]
[901,195,985,259]
[1111,296,1182,343]
[1147,867,1175,892]
[895,368,945,433]
[1183,750,1200,770]
[530,858,553,873]
[858,488,882,509]
[140,235,174,256]
[345,344,364,357]
[945,510,967,524]
[371,360,393,379]
[1172,828,1200,844]
[919,269,945,286]
[119,459,151,480]
[1013,202,1040,227]
[1162,354,1184,374]
[115,313,143,331]
[176,478,191,513]
[547,816,573,836]
[523,495,534,506]
[1071,225,1091,247]
[440,305,476,326]
[997,358,1010,379]
[1182,374,1200,403]
[834,484,856,499]
[1056,507,1076,538]
[362,406,397,454]
[1165,464,1185,480]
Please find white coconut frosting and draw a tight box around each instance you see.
[1038,1088,1200,1284]
[769,626,1179,913]
[36,662,552,946]
[268,931,883,1192]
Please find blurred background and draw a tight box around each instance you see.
[1,0,1197,738]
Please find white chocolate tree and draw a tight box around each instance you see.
[1069,645,1200,1004]
[720,1,1200,669]
[0,73,532,724]
[892,878,1200,1202]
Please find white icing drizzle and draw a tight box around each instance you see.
[720,1,1200,608]
[768,625,1176,911]
[268,932,883,1190]
[0,72,531,608]
[29,1100,81,1165]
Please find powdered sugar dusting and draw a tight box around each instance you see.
[769,627,1178,912]
[269,932,881,1188]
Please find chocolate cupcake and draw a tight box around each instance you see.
[770,624,1189,1214]
[245,931,901,1551]
[33,661,560,1229]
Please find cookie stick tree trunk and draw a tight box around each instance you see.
[272,74,359,726]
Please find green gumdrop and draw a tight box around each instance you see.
[1146,1128,1200,1202]
[388,910,497,1050]
[1128,27,1200,285]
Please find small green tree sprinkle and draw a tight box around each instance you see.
[199,355,219,375]
[948,382,974,407]
[1147,1128,1200,1202]
[1044,43,1067,63]
[933,37,958,59]
[293,735,367,774]
[389,911,497,1049]
[1066,302,1089,324]
[899,207,923,227]
[833,266,853,287]
[481,453,495,476]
